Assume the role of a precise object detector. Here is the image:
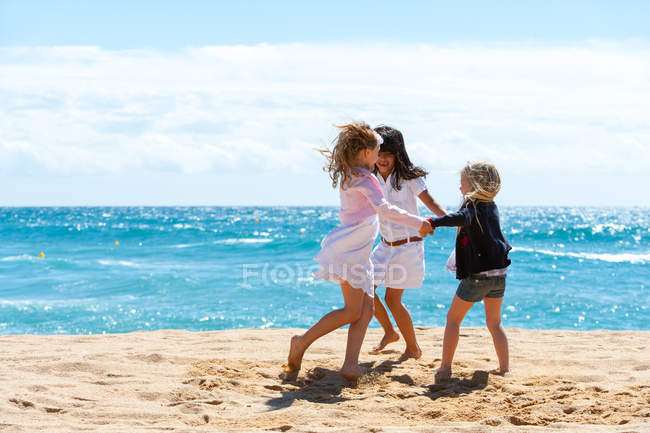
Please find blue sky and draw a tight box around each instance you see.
[1,1,649,206]
[3,1,650,47]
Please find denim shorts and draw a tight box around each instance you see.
[456,274,506,302]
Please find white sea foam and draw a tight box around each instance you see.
[97,259,141,268]
[169,242,210,249]
[215,238,272,245]
[591,223,629,234]
[512,247,650,264]
[171,223,205,231]
[0,254,34,261]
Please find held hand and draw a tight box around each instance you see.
[419,220,434,238]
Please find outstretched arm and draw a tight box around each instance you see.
[428,207,473,228]
[357,176,430,231]
[418,190,447,217]
[371,196,432,233]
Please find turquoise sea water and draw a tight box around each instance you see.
[0,206,648,335]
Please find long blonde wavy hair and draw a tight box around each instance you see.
[462,161,501,203]
[317,122,379,189]
[461,161,502,232]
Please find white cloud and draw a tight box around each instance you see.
[1,42,649,204]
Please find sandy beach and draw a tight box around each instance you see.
[1,327,648,432]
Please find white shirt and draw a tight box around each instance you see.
[374,172,428,243]
[339,168,426,230]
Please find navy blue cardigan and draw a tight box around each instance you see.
[428,200,511,280]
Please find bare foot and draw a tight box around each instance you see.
[398,345,422,361]
[370,330,400,352]
[285,335,305,372]
[340,364,363,381]
[433,366,451,383]
[490,368,509,375]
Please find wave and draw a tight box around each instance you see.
[168,242,212,249]
[1,254,35,262]
[215,238,272,245]
[97,259,142,268]
[0,254,74,264]
[512,247,650,264]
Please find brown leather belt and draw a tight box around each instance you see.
[381,236,423,247]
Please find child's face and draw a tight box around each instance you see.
[460,172,472,196]
[376,151,395,175]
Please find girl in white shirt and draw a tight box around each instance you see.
[370,125,447,360]
[285,122,433,380]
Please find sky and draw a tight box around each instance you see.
[1,1,649,206]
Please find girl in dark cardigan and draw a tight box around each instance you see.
[428,161,512,378]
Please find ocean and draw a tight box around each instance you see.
[0,206,648,335]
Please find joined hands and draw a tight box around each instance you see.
[418,220,435,238]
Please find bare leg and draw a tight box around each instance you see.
[384,288,421,360]
[341,293,375,379]
[483,297,509,373]
[438,295,474,375]
[287,280,364,371]
[371,285,400,352]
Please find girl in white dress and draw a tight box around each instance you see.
[286,122,433,379]
[370,125,447,360]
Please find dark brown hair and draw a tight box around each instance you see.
[372,125,427,191]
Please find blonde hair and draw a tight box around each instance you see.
[462,161,501,203]
[317,122,379,189]
[461,161,501,232]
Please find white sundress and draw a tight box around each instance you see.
[313,167,426,297]
[371,173,428,290]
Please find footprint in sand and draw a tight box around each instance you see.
[106,373,135,378]
[43,407,65,413]
[562,405,579,414]
[570,374,606,383]
[507,415,540,426]
[127,353,165,363]
[9,398,65,414]
[9,398,35,409]
[264,384,286,391]
[557,384,576,391]
[389,374,415,386]
[270,425,293,432]
[138,391,164,401]
[27,385,48,392]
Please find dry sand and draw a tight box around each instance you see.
[1,327,649,432]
